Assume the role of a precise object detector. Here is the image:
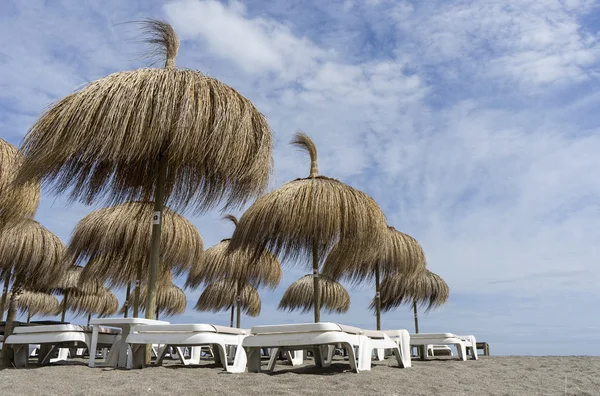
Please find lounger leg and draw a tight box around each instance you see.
[268,347,279,372]
[212,344,222,365]
[399,332,411,368]
[357,336,372,372]
[189,346,202,365]
[129,344,146,369]
[51,348,69,363]
[375,348,385,361]
[89,326,99,368]
[229,339,247,373]
[341,342,358,373]
[214,343,229,371]
[245,347,262,373]
[286,349,303,366]
[40,345,59,365]
[456,343,466,361]
[13,345,28,368]
[469,336,478,360]
[155,345,170,366]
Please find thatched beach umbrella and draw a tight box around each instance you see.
[278,275,350,315]
[196,279,261,327]
[126,271,187,320]
[0,138,40,227]
[54,265,103,322]
[323,226,426,330]
[376,270,449,333]
[15,19,273,329]
[5,290,61,323]
[71,201,202,317]
[229,133,387,322]
[0,219,65,366]
[0,139,41,318]
[67,286,119,325]
[186,214,281,327]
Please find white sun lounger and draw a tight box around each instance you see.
[375,329,411,362]
[5,324,120,368]
[409,333,478,361]
[125,324,248,373]
[243,322,409,373]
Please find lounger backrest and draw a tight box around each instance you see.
[13,324,120,335]
[250,322,363,335]
[132,324,217,333]
[410,333,456,339]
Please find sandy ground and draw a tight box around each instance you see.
[1,355,599,396]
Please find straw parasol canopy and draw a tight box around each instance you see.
[0,138,40,227]
[186,215,281,290]
[229,132,387,322]
[67,287,119,318]
[278,275,350,314]
[0,219,66,291]
[322,226,427,329]
[5,290,61,318]
[376,270,449,333]
[127,270,186,318]
[196,279,261,318]
[73,201,203,288]
[15,19,273,325]
[53,265,104,321]
[1,219,65,367]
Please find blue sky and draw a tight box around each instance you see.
[2,0,600,355]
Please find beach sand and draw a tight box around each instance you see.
[1,356,599,396]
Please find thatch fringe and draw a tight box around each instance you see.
[71,201,203,288]
[53,265,103,295]
[67,287,119,317]
[5,290,61,316]
[376,270,449,312]
[278,275,350,314]
[16,21,273,213]
[195,280,260,317]
[229,132,387,264]
[0,219,65,290]
[186,239,281,290]
[322,226,427,284]
[0,139,40,226]
[127,282,186,317]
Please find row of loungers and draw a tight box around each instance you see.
[3,321,478,373]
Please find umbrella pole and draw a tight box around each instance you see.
[156,304,159,321]
[229,304,234,328]
[413,301,419,333]
[0,269,11,322]
[124,282,131,318]
[236,281,242,328]
[133,267,142,318]
[87,313,91,326]
[144,152,167,364]
[312,241,320,323]
[375,264,381,330]
[2,278,23,368]
[27,310,31,323]
[61,289,69,322]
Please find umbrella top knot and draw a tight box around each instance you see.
[141,19,180,68]
[292,132,318,178]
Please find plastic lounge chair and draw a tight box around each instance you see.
[375,329,411,363]
[126,324,248,373]
[5,324,121,368]
[243,322,409,373]
[409,333,478,361]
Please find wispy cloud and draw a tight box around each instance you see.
[1,0,599,355]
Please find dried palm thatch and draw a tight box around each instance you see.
[229,132,386,322]
[323,226,427,329]
[15,20,273,213]
[128,282,187,318]
[195,279,261,317]
[323,226,426,283]
[278,275,350,314]
[54,265,102,295]
[186,215,281,290]
[73,201,203,287]
[0,219,66,290]
[0,139,40,227]
[67,287,119,317]
[377,270,449,312]
[5,290,61,317]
